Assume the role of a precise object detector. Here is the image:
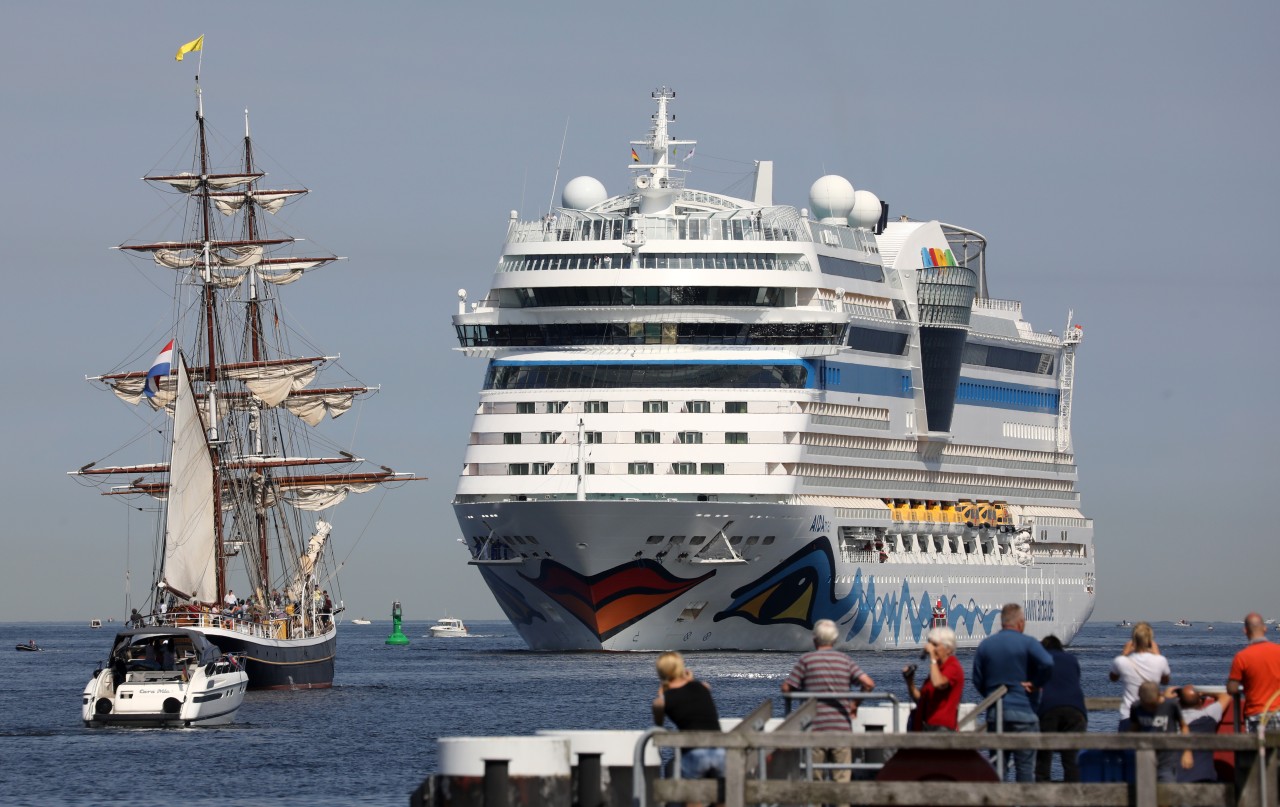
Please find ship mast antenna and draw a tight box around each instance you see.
[546,116,569,217]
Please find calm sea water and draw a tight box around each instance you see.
[0,618,1256,807]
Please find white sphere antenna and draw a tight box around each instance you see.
[562,176,608,210]
[809,175,855,224]
[456,288,468,315]
[849,189,882,230]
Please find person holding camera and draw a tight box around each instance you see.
[902,626,964,731]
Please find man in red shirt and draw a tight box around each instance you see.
[902,626,964,730]
[1227,612,1280,730]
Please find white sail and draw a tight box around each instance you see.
[284,482,377,511]
[281,391,356,425]
[211,189,306,216]
[160,355,219,603]
[149,172,263,193]
[223,363,318,407]
[286,520,331,601]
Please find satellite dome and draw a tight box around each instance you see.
[848,189,882,230]
[809,175,856,224]
[562,176,608,210]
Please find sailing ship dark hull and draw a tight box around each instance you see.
[198,628,336,690]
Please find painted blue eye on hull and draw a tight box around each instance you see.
[712,537,1001,646]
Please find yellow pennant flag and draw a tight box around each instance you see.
[175,35,204,62]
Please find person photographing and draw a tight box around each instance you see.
[902,626,963,731]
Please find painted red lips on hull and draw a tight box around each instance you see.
[521,559,715,642]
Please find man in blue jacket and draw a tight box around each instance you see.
[973,603,1055,782]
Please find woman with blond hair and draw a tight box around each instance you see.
[652,651,724,804]
[1109,621,1171,729]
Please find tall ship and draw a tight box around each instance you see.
[451,88,1093,652]
[72,73,419,688]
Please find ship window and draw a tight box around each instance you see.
[646,535,665,544]
[673,462,697,475]
[848,327,909,355]
[763,536,775,545]
[725,401,748,413]
[584,401,609,413]
[745,536,760,546]
[548,401,568,413]
[507,463,529,475]
[643,400,669,413]
[700,463,725,475]
[571,462,596,475]
[540,432,560,444]
[729,536,743,545]
[678,432,703,444]
[503,433,522,444]
[688,536,706,545]
[516,402,535,414]
[532,463,551,475]
[686,400,711,413]
[635,431,660,444]
[508,535,525,544]
[526,536,539,545]
[725,432,748,444]
[670,536,685,545]
[585,432,603,444]
[628,462,654,475]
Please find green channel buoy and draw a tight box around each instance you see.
[385,600,409,645]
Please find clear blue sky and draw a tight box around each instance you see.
[2,2,1276,625]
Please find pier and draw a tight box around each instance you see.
[413,694,1280,807]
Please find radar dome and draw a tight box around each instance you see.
[562,176,608,211]
[848,189,882,230]
[809,175,856,224]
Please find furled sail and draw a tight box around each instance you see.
[146,171,264,192]
[286,520,331,602]
[284,482,377,511]
[210,189,307,216]
[223,363,318,407]
[160,355,219,603]
[280,390,357,425]
[258,256,340,285]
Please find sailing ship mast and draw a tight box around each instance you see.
[74,73,420,616]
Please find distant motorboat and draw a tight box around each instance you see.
[1118,620,1132,628]
[429,618,470,638]
[89,619,102,629]
[16,641,41,652]
[1174,619,1192,627]
[351,619,372,626]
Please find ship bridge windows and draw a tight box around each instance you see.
[455,322,844,348]
[847,326,910,356]
[500,254,809,273]
[817,255,885,283]
[963,343,1055,374]
[505,286,789,309]
[483,362,811,391]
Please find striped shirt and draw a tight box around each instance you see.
[785,648,867,732]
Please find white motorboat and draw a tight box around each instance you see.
[351,618,372,625]
[82,628,248,727]
[89,619,102,629]
[1174,619,1193,627]
[429,618,470,638]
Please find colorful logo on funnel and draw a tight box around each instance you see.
[921,247,957,267]
[520,560,715,642]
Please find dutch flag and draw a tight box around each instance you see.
[144,340,174,399]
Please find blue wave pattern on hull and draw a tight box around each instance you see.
[713,537,1000,647]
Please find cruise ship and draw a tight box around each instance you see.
[451,88,1094,652]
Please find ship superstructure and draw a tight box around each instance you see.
[452,88,1093,651]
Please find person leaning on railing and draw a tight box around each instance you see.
[651,650,724,807]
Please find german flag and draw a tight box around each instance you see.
[631,148,640,162]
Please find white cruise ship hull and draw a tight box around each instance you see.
[456,500,1093,652]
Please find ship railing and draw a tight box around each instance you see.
[505,208,812,245]
[974,297,1022,313]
